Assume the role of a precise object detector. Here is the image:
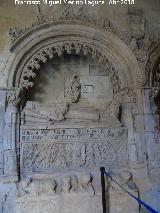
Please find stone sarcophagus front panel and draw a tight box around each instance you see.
[20,127,128,175]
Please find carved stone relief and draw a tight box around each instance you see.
[1,3,160,212]
[21,101,122,126]
[18,172,95,198]
[20,127,128,174]
[64,74,81,103]
[19,170,137,197]
[20,53,126,127]
[20,177,57,196]
[21,101,69,124]
[106,170,138,193]
[19,41,121,93]
[17,52,131,179]
[0,6,146,212]
[8,4,160,77]
[8,6,115,45]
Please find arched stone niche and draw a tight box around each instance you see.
[5,21,144,89]
[0,19,143,213]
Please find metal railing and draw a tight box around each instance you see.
[100,167,159,213]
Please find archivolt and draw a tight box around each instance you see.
[19,40,121,92]
[5,23,144,92]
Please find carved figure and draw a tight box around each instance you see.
[79,173,95,195]
[21,177,39,196]
[21,178,57,196]
[39,180,57,194]
[20,174,96,196]
[107,171,137,192]
[70,175,79,193]
[62,176,71,193]
[22,101,69,123]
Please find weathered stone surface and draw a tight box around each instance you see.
[0,1,160,212]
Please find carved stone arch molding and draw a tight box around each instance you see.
[14,39,122,92]
[6,22,144,91]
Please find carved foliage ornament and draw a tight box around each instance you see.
[8,7,115,44]
[7,90,20,106]
[8,5,160,74]
[19,41,121,92]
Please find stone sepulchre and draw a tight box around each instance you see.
[17,53,138,213]
[0,4,160,213]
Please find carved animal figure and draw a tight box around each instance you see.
[70,175,79,193]
[79,173,95,195]
[21,178,57,196]
[62,176,71,193]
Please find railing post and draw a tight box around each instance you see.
[100,167,106,213]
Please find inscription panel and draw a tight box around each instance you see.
[20,127,127,143]
[20,127,128,174]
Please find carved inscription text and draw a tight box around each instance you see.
[20,127,127,143]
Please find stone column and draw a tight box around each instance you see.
[3,90,20,182]
[0,90,7,178]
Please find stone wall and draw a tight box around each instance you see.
[0,1,160,212]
